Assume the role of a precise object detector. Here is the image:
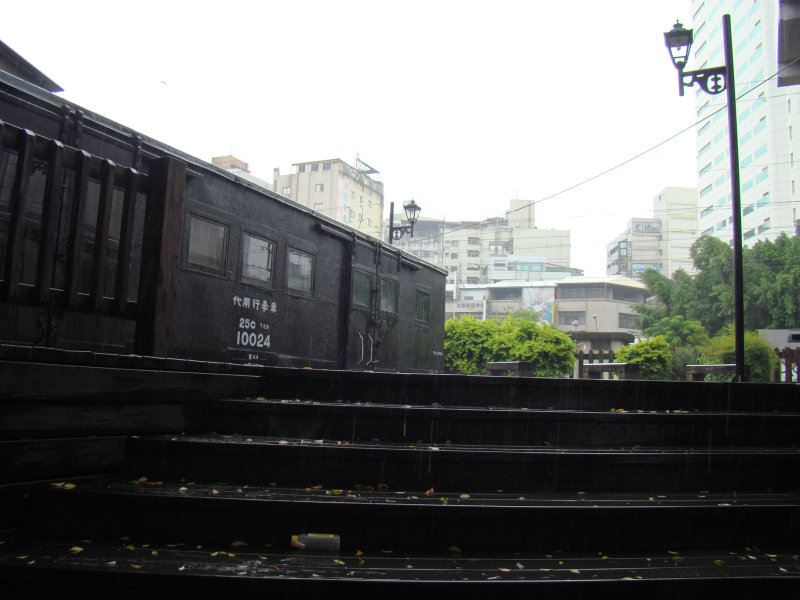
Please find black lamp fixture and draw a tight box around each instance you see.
[665,20,728,96]
[388,199,421,243]
[664,14,745,382]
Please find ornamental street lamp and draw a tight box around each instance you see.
[388,199,421,243]
[665,15,745,382]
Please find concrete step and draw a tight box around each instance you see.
[2,535,798,599]
[27,480,800,555]
[206,398,800,448]
[124,433,800,494]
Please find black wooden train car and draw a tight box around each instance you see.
[0,70,445,371]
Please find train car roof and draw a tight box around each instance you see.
[0,69,446,276]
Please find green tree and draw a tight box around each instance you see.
[614,336,672,380]
[644,315,709,349]
[485,316,575,377]
[687,236,734,335]
[702,327,780,382]
[634,268,695,331]
[637,233,800,336]
[443,316,496,374]
[444,314,575,377]
[746,234,800,328]
[643,316,710,381]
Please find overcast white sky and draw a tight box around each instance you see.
[3,0,699,276]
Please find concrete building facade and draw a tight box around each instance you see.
[273,158,384,238]
[448,276,648,337]
[691,1,800,245]
[391,200,573,287]
[606,187,699,277]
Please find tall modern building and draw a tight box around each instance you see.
[692,1,800,245]
[273,158,384,238]
[606,187,698,277]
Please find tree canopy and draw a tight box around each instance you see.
[614,336,672,380]
[635,233,800,335]
[444,314,575,377]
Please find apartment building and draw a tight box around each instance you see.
[448,276,648,336]
[692,1,800,244]
[273,158,384,238]
[606,187,698,277]
[391,200,573,286]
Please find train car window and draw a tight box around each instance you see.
[287,248,313,295]
[78,177,101,293]
[126,191,147,302]
[0,148,19,281]
[16,159,47,286]
[103,186,126,298]
[352,270,371,308]
[241,233,274,287]
[52,167,77,291]
[415,290,430,323]
[187,214,227,275]
[379,278,397,314]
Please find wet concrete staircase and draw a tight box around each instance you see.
[2,354,800,598]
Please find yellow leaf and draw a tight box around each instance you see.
[132,564,142,569]
[459,494,471,499]
[499,568,511,572]
[516,562,524,569]
[672,556,684,562]
[714,559,725,565]
[333,559,345,565]
[125,544,135,551]
[50,482,65,488]
[63,483,76,490]
[231,541,248,547]
[356,550,364,556]
[151,550,158,557]
[571,569,581,574]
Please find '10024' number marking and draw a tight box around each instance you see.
[236,330,270,348]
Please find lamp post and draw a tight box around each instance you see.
[665,15,745,382]
[388,199,421,244]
